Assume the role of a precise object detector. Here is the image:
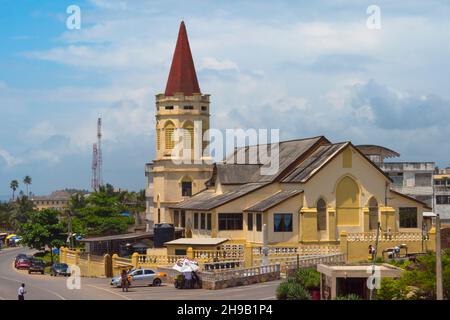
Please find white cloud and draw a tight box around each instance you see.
[199,57,239,71]
[0,148,23,167]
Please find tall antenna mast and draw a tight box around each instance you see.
[97,117,103,187]
[91,143,98,191]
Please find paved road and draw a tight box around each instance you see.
[0,247,279,300]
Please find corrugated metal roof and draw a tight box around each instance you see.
[218,136,327,184]
[165,238,228,246]
[170,182,269,211]
[282,143,348,182]
[244,189,303,212]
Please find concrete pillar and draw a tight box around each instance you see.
[363,208,370,232]
[131,252,139,268]
[428,227,436,252]
[328,210,336,241]
[112,253,119,272]
[104,254,112,277]
[339,231,348,262]
[244,243,253,268]
[87,254,91,276]
[331,276,337,299]
[187,247,194,260]
[262,224,269,266]
[60,247,66,263]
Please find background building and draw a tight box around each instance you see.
[357,145,435,208]
[31,190,71,211]
[434,167,450,223]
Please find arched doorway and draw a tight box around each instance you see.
[336,176,360,226]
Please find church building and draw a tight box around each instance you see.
[146,22,431,250]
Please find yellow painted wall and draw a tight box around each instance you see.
[265,193,303,244]
[336,176,360,226]
[301,145,389,235]
[388,191,426,233]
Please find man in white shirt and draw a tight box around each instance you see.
[18,283,26,300]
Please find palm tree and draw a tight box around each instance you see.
[23,175,32,197]
[10,180,19,201]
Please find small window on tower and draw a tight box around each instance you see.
[165,106,174,110]
[182,180,192,197]
[183,105,194,110]
[201,106,207,111]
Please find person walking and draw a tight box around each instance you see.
[121,269,129,292]
[18,283,26,300]
[183,271,193,289]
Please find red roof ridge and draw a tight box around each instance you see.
[164,21,201,96]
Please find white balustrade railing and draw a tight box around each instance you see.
[347,232,423,242]
[201,263,281,282]
[252,244,340,257]
[284,253,346,271]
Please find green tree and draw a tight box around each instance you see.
[19,209,66,263]
[0,202,14,230]
[23,176,32,197]
[376,250,450,300]
[8,196,35,230]
[9,180,19,201]
[69,193,86,212]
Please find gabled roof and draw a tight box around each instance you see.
[281,143,348,182]
[390,189,432,210]
[165,21,201,96]
[282,142,393,183]
[170,182,269,211]
[208,136,329,186]
[244,189,303,212]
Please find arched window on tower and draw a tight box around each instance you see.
[183,122,194,150]
[156,128,161,150]
[164,122,175,150]
[181,177,193,197]
[317,198,327,231]
[368,197,379,231]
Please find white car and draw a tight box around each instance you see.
[111,268,167,287]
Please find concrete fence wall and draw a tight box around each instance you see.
[60,247,111,277]
[341,229,436,262]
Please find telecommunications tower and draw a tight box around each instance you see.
[91,117,103,191]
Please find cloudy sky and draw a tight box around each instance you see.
[1,0,449,197]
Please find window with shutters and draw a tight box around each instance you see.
[183,123,194,149]
[165,122,175,150]
[157,129,161,150]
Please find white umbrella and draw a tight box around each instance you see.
[172,258,199,273]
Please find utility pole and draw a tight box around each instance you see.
[369,221,380,300]
[436,213,443,300]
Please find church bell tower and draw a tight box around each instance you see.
[150,21,213,225]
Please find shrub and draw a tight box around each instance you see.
[376,278,408,300]
[295,268,320,290]
[276,278,311,300]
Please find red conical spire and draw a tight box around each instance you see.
[165,21,201,96]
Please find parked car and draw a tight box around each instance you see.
[50,263,70,277]
[28,259,45,274]
[111,268,167,287]
[14,254,28,268]
[15,257,32,270]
